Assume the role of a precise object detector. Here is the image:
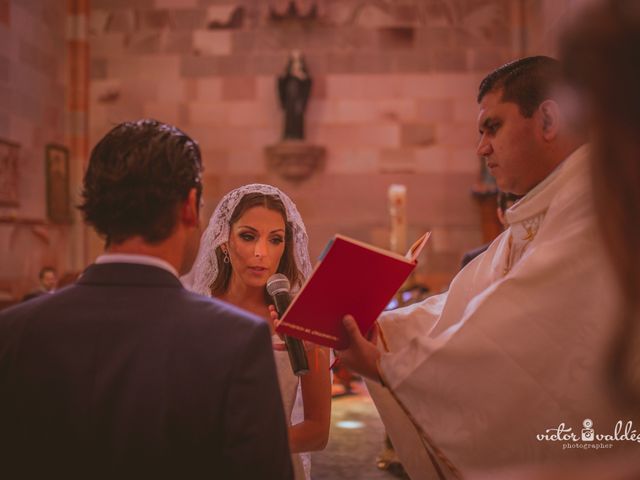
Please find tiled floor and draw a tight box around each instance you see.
[311,381,403,480]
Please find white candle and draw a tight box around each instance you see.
[388,184,407,254]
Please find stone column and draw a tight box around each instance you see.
[66,0,90,269]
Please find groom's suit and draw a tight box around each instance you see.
[0,262,293,479]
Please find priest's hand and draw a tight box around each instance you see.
[335,315,382,383]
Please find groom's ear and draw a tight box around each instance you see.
[181,188,199,228]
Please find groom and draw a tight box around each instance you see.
[0,120,293,479]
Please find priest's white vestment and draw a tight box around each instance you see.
[369,146,628,478]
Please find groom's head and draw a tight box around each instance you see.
[80,119,203,271]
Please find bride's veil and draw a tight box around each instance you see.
[183,183,312,296]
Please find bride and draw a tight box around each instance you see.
[185,184,331,479]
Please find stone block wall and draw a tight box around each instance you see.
[88,0,523,289]
[0,0,597,300]
[0,0,70,299]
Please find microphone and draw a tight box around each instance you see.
[266,273,309,376]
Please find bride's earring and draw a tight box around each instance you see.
[223,248,230,264]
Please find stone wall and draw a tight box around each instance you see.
[89,0,528,289]
[522,0,594,55]
[0,0,599,300]
[0,0,70,300]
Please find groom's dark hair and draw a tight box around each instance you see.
[79,119,202,245]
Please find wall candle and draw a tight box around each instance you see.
[388,184,407,254]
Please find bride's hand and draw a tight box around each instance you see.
[268,304,282,329]
[268,305,288,346]
[269,305,321,352]
[269,305,286,351]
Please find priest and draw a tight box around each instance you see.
[337,57,630,477]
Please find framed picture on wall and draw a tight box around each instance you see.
[0,138,20,206]
[46,144,72,224]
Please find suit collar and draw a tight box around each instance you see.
[77,263,184,288]
[95,253,179,278]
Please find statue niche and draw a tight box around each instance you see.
[265,50,325,182]
[278,50,311,140]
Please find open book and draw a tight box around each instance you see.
[276,232,431,349]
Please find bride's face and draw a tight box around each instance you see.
[226,206,286,289]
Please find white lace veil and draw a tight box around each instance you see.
[184,183,312,297]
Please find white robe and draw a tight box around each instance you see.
[369,145,628,477]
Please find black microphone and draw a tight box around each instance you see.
[266,273,309,376]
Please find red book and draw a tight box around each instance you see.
[276,232,430,349]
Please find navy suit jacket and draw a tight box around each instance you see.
[0,263,293,479]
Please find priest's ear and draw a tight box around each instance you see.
[537,99,561,142]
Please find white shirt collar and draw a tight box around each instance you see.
[95,253,179,278]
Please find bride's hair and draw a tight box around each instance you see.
[210,192,301,303]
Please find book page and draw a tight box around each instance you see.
[405,232,431,262]
[276,235,417,349]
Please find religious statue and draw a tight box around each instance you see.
[278,50,312,140]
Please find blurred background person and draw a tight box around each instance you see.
[22,266,57,301]
[460,191,521,269]
[562,0,640,412]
